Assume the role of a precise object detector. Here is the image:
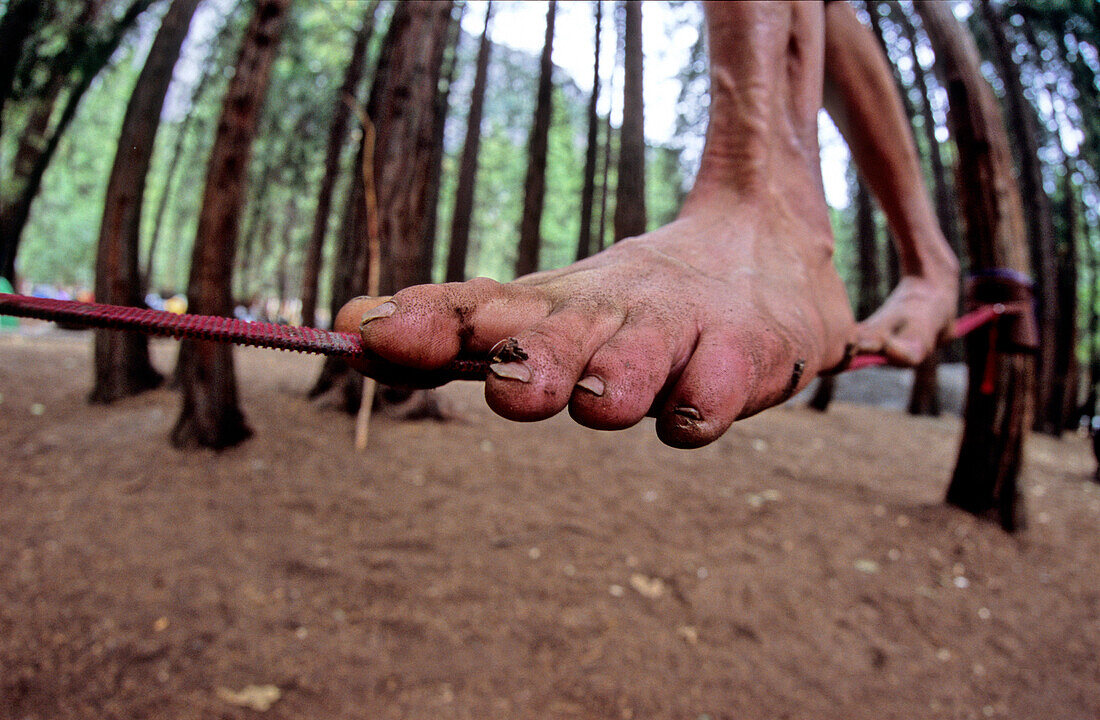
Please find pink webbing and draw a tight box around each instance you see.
[0,293,363,357]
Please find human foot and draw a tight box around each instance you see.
[336,192,856,449]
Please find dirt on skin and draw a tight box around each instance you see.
[1,328,1098,720]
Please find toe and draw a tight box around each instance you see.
[654,332,755,449]
[568,322,683,431]
[348,278,552,369]
[485,302,624,421]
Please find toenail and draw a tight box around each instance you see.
[576,375,605,397]
[359,301,396,328]
[489,361,531,383]
[673,405,701,421]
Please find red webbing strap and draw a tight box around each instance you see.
[0,292,1028,378]
[0,293,364,357]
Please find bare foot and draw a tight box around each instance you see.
[336,187,856,449]
[854,266,958,366]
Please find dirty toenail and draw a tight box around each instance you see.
[576,375,605,397]
[490,361,531,383]
[673,405,701,421]
[359,301,396,328]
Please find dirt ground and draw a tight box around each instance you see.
[1,328,1098,720]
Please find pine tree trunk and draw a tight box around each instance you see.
[855,179,880,321]
[575,0,603,262]
[978,0,1059,437]
[916,0,1034,532]
[597,110,615,252]
[807,376,836,412]
[299,0,380,328]
[515,0,557,277]
[420,5,464,283]
[613,0,645,242]
[90,0,201,404]
[446,2,494,283]
[1057,157,1079,429]
[372,0,454,295]
[171,0,289,450]
[310,0,453,412]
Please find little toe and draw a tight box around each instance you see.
[654,332,764,449]
[485,304,624,422]
[568,323,683,431]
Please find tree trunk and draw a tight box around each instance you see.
[807,376,836,412]
[597,110,615,252]
[855,179,880,321]
[310,0,453,412]
[419,4,464,283]
[0,0,42,141]
[299,0,380,328]
[978,0,1059,437]
[916,1,1035,533]
[1057,157,1079,429]
[90,0,201,404]
[613,0,645,242]
[276,197,298,308]
[171,0,289,450]
[446,1,494,283]
[575,0,603,262]
[372,0,454,295]
[309,141,370,411]
[0,0,155,283]
[515,0,557,278]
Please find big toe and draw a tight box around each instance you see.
[347,277,551,369]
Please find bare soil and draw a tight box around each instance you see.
[1,328,1098,720]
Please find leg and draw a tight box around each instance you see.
[338,1,854,448]
[822,1,959,364]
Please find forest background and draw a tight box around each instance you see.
[0,0,1097,446]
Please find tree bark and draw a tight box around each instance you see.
[171,0,289,450]
[575,0,603,262]
[855,179,880,321]
[372,0,454,295]
[613,0,645,242]
[0,0,155,283]
[309,0,454,413]
[299,0,380,329]
[1057,156,1079,429]
[978,0,1060,437]
[917,0,1035,532]
[515,0,557,277]
[90,0,202,404]
[446,1,495,283]
[419,4,464,283]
